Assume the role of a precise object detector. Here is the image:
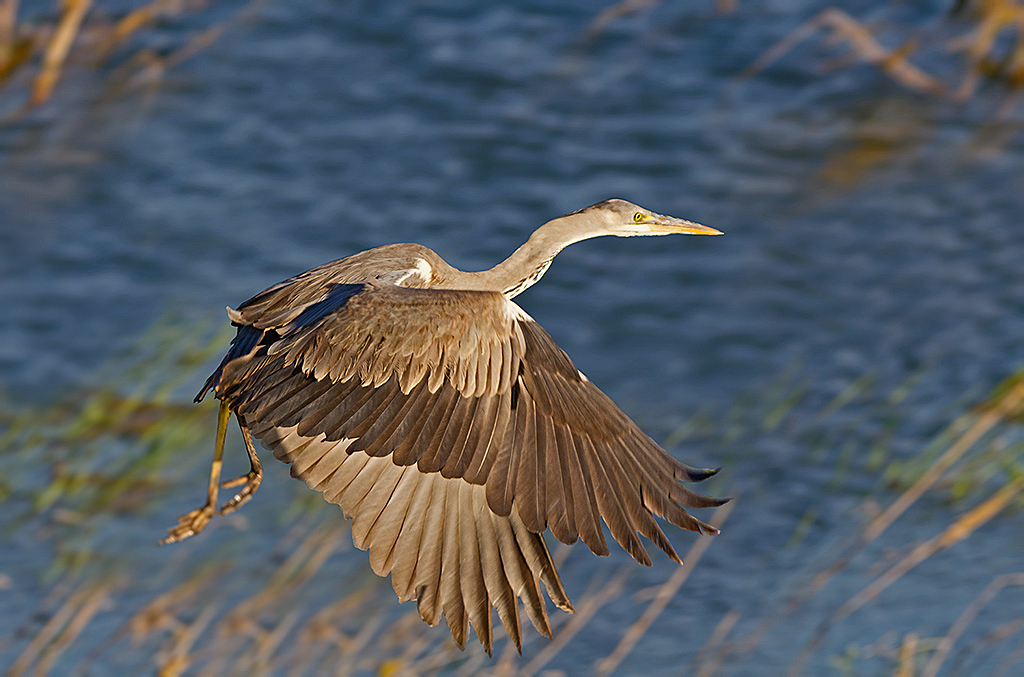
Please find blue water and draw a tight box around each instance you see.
[2,1,1023,674]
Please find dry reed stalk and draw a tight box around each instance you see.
[290,584,376,652]
[923,572,1024,677]
[1,0,233,119]
[190,522,347,672]
[227,521,348,622]
[988,620,1024,672]
[95,1,221,72]
[0,0,18,71]
[492,627,521,673]
[404,639,467,674]
[67,569,217,677]
[30,0,92,106]
[9,579,113,677]
[584,0,659,40]
[693,609,740,677]
[519,564,632,676]
[699,377,1024,675]
[378,613,437,670]
[218,523,359,670]
[105,0,178,53]
[695,415,980,672]
[790,476,1024,674]
[595,500,735,675]
[154,604,218,677]
[741,8,945,96]
[896,632,919,677]
[863,380,1024,544]
[36,584,111,673]
[583,0,737,41]
[950,0,1024,100]
[238,608,302,674]
[327,609,388,674]
[795,379,1024,609]
[983,618,1024,671]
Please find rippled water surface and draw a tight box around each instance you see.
[2,1,1023,674]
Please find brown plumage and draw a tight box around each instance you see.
[162,198,727,654]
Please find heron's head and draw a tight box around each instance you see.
[576,198,722,238]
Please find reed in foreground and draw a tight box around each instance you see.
[2,320,1021,674]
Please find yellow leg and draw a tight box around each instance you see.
[218,417,263,515]
[160,399,231,545]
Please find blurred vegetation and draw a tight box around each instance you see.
[743,0,1024,114]
[7,1,1024,123]
[1,316,1021,674]
[0,0,252,122]
[591,1,1024,115]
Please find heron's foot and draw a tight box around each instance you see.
[218,468,263,516]
[160,503,216,545]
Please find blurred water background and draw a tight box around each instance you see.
[1,1,1022,674]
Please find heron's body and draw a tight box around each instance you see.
[163,199,726,653]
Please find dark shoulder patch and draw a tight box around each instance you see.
[285,283,366,332]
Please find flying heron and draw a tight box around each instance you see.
[162,198,727,654]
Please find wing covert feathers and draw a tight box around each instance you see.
[207,281,725,652]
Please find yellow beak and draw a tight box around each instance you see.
[651,214,723,236]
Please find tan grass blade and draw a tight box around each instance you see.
[30,0,92,106]
[694,609,741,677]
[923,572,1024,677]
[790,476,1024,676]
[0,0,19,72]
[863,380,1024,544]
[10,579,113,677]
[741,9,944,95]
[795,379,1024,609]
[595,500,735,675]
[896,632,919,677]
[519,565,631,676]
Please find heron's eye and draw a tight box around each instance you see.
[633,212,646,223]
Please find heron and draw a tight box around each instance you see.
[162,198,727,654]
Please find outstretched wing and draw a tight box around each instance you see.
[203,281,725,653]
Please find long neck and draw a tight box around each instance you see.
[459,218,592,297]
